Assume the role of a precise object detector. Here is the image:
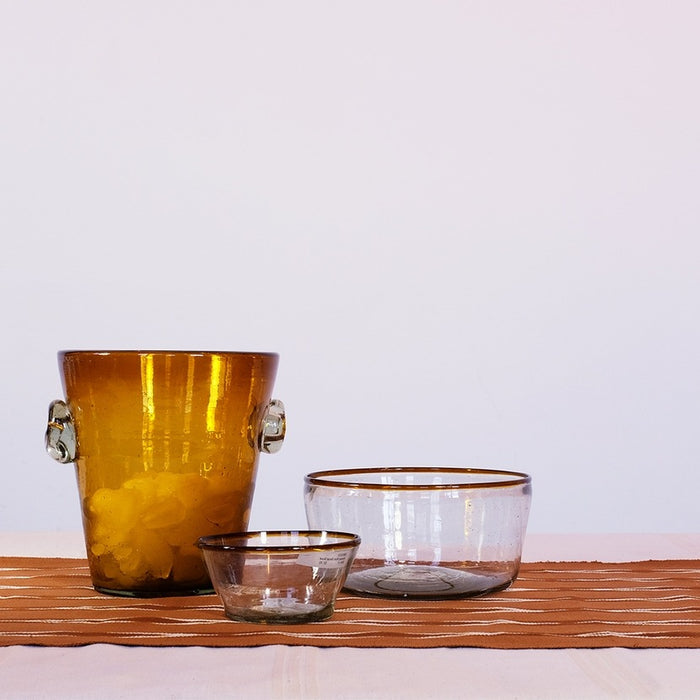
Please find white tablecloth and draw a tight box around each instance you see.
[1,533,699,700]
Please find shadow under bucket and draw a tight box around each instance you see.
[45,350,285,597]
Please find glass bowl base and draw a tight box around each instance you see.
[343,564,515,599]
[223,599,334,624]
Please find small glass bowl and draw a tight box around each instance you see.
[304,467,532,600]
[197,530,360,624]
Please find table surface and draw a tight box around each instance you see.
[1,532,699,700]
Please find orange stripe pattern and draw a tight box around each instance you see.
[1,557,699,649]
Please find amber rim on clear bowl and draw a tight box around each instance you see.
[304,467,531,490]
[197,530,361,552]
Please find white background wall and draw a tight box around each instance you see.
[2,1,698,536]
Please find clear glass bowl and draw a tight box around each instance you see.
[198,530,360,623]
[304,467,532,599]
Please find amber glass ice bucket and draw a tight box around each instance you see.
[45,350,285,597]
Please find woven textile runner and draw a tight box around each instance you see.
[1,557,699,649]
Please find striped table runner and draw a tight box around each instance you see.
[1,557,699,649]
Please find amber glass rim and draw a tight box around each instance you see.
[197,530,361,552]
[304,467,531,490]
[59,350,279,359]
